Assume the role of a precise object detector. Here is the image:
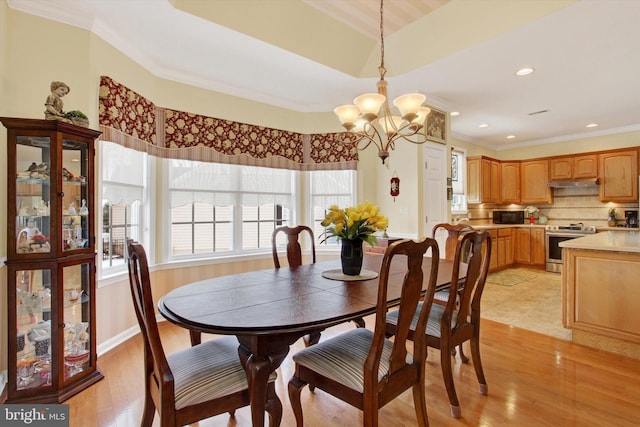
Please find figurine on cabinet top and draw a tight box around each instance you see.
[44,81,72,123]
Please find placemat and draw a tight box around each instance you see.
[322,269,378,281]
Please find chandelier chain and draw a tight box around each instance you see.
[379,0,386,78]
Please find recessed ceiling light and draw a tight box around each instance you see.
[515,67,535,76]
[450,111,460,117]
[506,135,516,139]
[478,123,489,128]
[586,123,598,128]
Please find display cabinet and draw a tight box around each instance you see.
[2,117,103,403]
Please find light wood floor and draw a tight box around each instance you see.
[66,314,640,426]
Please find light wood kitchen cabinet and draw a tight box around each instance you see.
[515,227,545,265]
[574,154,599,178]
[599,149,638,202]
[467,156,501,204]
[520,159,553,204]
[488,229,498,271]
[467,157,481,204]
[494,228,514,270]
[563,247,640,346]
[549,154,598,180]
[501,161,520,203]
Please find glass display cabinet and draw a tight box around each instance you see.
[2,117,103,403]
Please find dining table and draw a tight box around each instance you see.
[158,253,456,427]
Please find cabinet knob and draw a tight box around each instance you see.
[58,191,64,197]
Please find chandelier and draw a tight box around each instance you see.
[334,0,431,164]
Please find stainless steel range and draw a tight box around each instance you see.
[545,223,597,273]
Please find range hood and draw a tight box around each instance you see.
[547,177,600,188]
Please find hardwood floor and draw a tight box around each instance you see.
[66,314,640,426]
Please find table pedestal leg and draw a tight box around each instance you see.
[238,344,288,427]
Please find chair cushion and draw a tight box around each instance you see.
[167,335,273,410]
[292,328,404,393]
[433,289,449,303]
[386,302,458,339]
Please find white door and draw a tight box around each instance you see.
[423,143,448,256]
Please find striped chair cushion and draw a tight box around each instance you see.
[433,289,449,304]
[167,336,274,410]
[292,328,405,393]
[386,302,458,338]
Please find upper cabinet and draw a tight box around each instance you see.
[501,161,520,204]
[574,154,599,178]
[467,156,501,204]
[550,154,598,180]
[466,147,637,206]
[521,160,552,204]
[599,149,638,202]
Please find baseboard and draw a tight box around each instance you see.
[97,315,167,356]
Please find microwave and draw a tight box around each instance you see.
[493,210,525,224]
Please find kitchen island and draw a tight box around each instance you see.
[560,231,640,359]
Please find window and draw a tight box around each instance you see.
[309,170,356,246]
[166,159,295,258]
[100,141,146,275]
[451,148,467,213]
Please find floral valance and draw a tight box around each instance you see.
[98,76,357,170]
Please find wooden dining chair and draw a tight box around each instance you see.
[288,238,440,427]
[271,225,316,269]
[271,225,366,341]
[432,223,475,360]
[432,223,474,261]
[386,230,492,419]
[126,241,282,427]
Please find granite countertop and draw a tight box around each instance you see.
[559,230,640,253]
[467,224,547,230]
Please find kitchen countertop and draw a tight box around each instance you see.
[559,230,640,253]
[463,224,547,230]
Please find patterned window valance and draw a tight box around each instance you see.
[98,76,357,171]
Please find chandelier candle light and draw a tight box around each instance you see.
[334,0,431,164]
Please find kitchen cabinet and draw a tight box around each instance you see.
[599,149,638,202]
[515,227,545,265]
[467,156,501,204]
[520,159,553,204]
[486,227,514,271]
[563,245,640,351]
[488,229,498,271]
[549,154,598,180]
[2,117,103,403]
[497,228,514,268]
[501,162,520,203]
[574,154,599,178]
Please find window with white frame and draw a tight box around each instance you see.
[100,141,146,275]
[450,147,467,213]
[166,159,295,257]
[309,169,356,246]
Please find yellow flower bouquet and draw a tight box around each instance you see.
[320,201,389,246]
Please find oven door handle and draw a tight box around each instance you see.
[545,232,589,238]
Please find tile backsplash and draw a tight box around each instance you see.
[461,187,638,227]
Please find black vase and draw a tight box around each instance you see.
[341,239,364,276]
